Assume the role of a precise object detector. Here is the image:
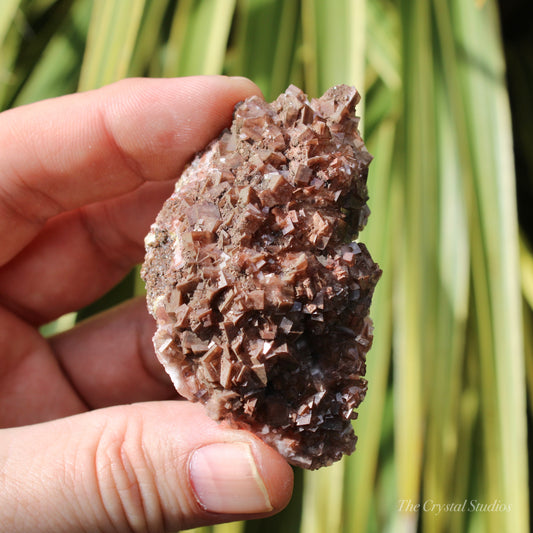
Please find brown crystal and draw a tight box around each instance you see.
[141,84,381,469]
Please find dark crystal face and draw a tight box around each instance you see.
[142,84,381,469]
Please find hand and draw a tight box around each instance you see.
[0,76,293,532]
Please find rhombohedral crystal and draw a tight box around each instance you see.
[141,84,381,469]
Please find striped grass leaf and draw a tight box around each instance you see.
[373,389,397,533]
[520,235,533,412]
[365,0,401,93]
[448,332,479,533]
[425,3,481,531]
[162,0,236,77]
[421,72,470,533]
[301,0,366,99]
[128,0,172,78]
[520,234,533,310]
[522,305,533,415]
[78,0,146,91]
[159,0,193,78]
[450,1,528,531]
[451,403,479,533]
[468,226,502,533]
[300,459,345,533]
[267,0,301,99]
[189,522,245,533]
[214,523,245,533]
[298,3,369,531]
[418,6,473,531]
[39,311,77,337]
[0,0,23,108]
[227,0,297,101]
[393,1,437,530]
[343,116,396,533]
[0,0,20,49]
[285,19,306,97]
[0,0,73,108]
[13,0,91,106]
[364,78,400,140]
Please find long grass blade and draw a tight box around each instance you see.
[393,1,436,530]
[162,0,236,77]
[159,0,193,77]
[449,346,479,533]
[298,3,370,531]
[0,0,23,108]
[365,0,401,92]
[268,0,301,99]
[344,117,396,533]
[451,2,528,531]
[523,304,533,415]
[0,0,29,110]
[421,76,470,533]
[416,6,472,532]
[300,459,345,533]
[128,0,171,78]
[301,0,366,98]
[520,235,533,412]
[189,522,244,533]
[78,0,146,91]
[0,0,20,47]
[1,0,78,109]
[13,0,91,106]
[39,312,77,337]
[228,0,295,100]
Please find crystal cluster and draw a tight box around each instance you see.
[141,85,381,469]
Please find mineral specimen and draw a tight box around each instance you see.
[141,84,381,469]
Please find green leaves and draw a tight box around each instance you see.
[161,0,236,77]
[1,1,529,531]
[0,0,23,107]
[450,2,527,531]
[301,0,366,98]
[78,0,146,90]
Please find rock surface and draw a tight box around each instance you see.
[141,85,381,469]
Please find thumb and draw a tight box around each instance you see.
[0,402,293,532]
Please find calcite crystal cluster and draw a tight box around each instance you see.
[142,85,381,469]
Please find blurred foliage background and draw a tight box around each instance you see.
[1,0,531,532]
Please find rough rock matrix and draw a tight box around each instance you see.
[141,85,381,469]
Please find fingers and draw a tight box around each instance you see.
[0,305,87,428]
[49,297,176,409]
[0,181,173,324]
[0,402,293,532]
[0,75,262,267]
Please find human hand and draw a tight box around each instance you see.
[0,76,293,532]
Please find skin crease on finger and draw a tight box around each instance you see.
[0,77,294,531]
[48,298,178,409]
[0,402,294,532]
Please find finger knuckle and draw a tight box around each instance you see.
[93,414,163,532]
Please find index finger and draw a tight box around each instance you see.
[0,76,262,267]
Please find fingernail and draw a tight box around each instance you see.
[189,442,273,514]
[229,76,263,97]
